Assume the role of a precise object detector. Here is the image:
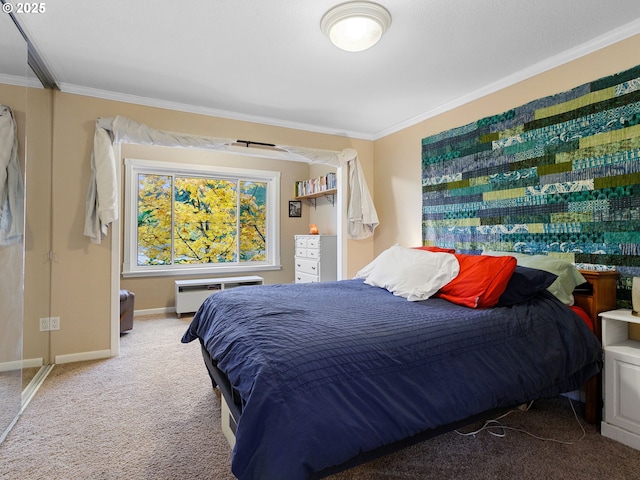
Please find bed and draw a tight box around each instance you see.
[181,247,618,480]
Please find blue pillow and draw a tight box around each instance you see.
[497,266,558,306]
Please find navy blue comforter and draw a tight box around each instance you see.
[182,279,602,480]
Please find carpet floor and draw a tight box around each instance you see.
[1,314,639,480]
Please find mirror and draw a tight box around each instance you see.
[0,10,28,440]
[0,10,52,442]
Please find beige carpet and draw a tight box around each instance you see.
[1,314,639,480]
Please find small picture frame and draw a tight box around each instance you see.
[289,200,302,218]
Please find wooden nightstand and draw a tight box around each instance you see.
[600,309,640,450]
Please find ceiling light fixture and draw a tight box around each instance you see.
[320,1,391,52]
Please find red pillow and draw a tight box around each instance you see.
[413,246,456,254]
[436,254,517,308]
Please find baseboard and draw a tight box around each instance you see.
[134,307,175,317]
[54,349,112,364]
[0,358,43,373]
[22,357,44,369]
[0,360,23,373]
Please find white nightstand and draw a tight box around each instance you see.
[601,309,640,450]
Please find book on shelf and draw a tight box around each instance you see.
[295,172,336,197]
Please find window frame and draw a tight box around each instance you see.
[123,158,281,277]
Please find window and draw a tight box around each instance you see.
[123,159,280,277]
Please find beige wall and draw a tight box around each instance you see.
[45,92,373,359]
[373,34,640,257]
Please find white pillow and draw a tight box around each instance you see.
[355,245,460,301]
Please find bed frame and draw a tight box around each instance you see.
[198,269,618,476]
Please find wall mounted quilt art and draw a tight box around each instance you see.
[422,64,640,307]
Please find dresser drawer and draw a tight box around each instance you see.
[306,237,320,249]
[296,246,320,259]
[295,235,323,249]
[295,257,319,276]
[305,248,319,259]
[295,271,319,283]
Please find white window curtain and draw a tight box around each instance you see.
[84,115,379,244]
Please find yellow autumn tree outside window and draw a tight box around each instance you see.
[136,173,267,267]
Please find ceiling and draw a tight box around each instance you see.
[4,0,640,140]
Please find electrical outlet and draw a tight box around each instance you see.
[49,316,60,331]
[40,317,50,331]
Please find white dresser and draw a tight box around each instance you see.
[294,235,337,283]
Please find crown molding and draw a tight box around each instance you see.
[0,72,44,89]
[58,83,374,141]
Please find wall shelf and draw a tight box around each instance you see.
[295,188,337,208]
[294,172,337,209]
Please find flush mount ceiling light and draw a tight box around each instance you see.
[321,1,391,52]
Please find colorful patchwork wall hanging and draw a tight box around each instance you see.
[422,64,640,307]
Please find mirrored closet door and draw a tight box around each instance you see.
[0,10,28,440]
[0,9,52,441]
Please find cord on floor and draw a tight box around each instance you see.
[454,396,586,445]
